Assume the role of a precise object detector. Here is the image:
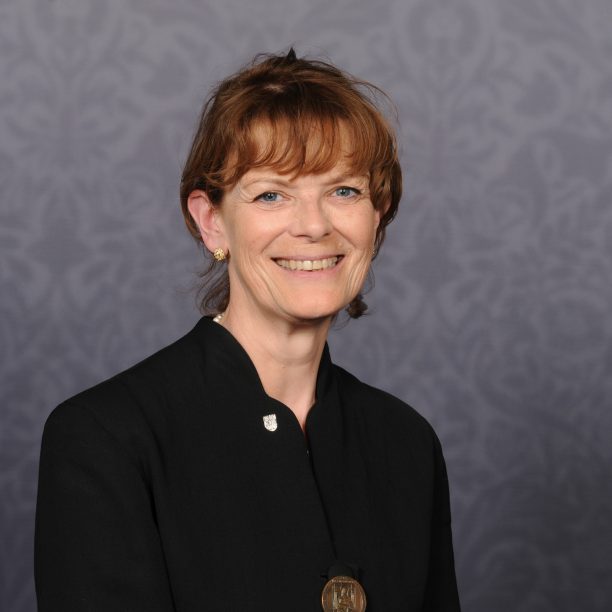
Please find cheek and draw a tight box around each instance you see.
[345,216,378,269]
[225,213,263,255]
[227,221,276,282]
[345,209,379,247]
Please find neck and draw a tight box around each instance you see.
[217,306,331,430]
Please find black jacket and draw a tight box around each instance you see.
[35,317,460,611]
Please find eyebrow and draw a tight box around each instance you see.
[322,175,369,186]
[241,177,293,189]
[241,174,368,189]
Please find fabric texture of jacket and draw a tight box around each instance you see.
[35,317,461,611]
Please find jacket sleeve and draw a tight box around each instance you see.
[422,430,462,611]
[35,401,175,612]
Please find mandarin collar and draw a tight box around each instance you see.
[191,316,336,415]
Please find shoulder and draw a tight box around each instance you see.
[43,320,207,460]
[68,319,202,406]
[333,364,433,432]
[332,363,442,459]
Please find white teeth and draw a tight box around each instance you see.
[275,257,339,271]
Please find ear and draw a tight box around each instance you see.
[373,202,384,230]
[374,207,382,228]
[380,195,392,217]
[187,190,226,253]
[374,196,392,229]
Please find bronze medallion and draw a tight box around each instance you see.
[321,575,367,612]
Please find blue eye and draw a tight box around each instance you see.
[256,191,280,203]
[335,186,359,198]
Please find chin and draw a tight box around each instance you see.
[281,300,346,323]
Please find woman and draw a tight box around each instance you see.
[35,50,461,611]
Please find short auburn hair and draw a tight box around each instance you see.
[180,49,402,318]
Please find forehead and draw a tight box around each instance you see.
[224,117,370,186]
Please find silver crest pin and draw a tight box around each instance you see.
[263,414,278,432]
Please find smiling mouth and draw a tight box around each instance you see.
[274,256,341,271]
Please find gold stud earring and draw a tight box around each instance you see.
[213,248,226,261]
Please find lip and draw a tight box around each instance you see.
[272,255,344,272]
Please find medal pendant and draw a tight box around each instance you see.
[321,575,367,612]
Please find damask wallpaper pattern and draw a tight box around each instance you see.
[1,1,611,610]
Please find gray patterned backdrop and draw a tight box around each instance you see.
[1,0,611,610]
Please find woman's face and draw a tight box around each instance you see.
[215,162,381,325]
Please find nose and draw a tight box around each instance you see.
[290,195,332,240]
